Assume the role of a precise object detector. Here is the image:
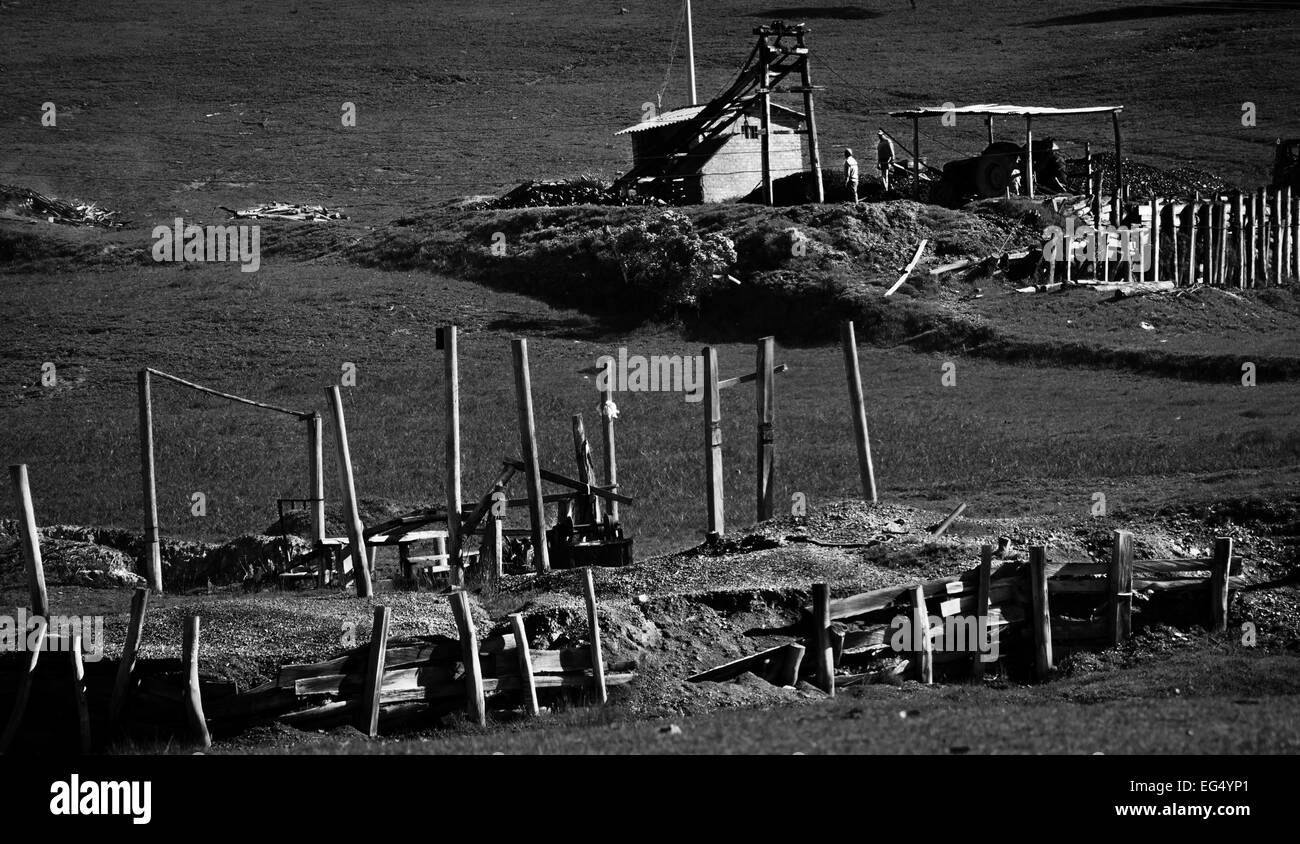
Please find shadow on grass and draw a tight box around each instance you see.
[1027,1,1300,27]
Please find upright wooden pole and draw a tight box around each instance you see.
[9,464,48,617]
[839,321,877,503]
[755,337,776,522]
[1205,202,1216,286]
[1111,110,1124,226]
[490,516,504,582]
[1108,530,1133,645]
[1187,195,1198,285]
[1211,537,1232,633]
[909,584,934,684]
[1256,189,1266,286]
[1236,192,1247,287]
[182,615,211,748]
[328,386,372,597]
[1028,545,1053,681]
[137,369,163,592]
[70,632,91,753]
[307,413,325,546]
[812,582,834,695]
[913,117,922,196]
[1245,193,1256,287]
[0,616,45,753]
[759,42,773,206]
[443,326,463,586]
[973,544,993,679]
[1293,196,1300,281]
[110,587,149,731]
[703,346,725,539]
[511,339,549,573]
[359,605,390,737]
[1169,201,1180,285]
[1150,198,1160,282]
[583,568,608,704]
[571,414,597,527]
[599,358,619,528]
[988,115,995,146]
[1274,189,1285,286]
[1024,116,1034,198]
[509,613,539,716]
[450,590,486,726]
[799,56,824,202]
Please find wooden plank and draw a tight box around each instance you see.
[8,464,49,616]
[840,321,877,503]
[1028,546,1053,681]
[182,615,212,748]
[492,647,593,676]
[0,616,46,753]
[137,370,164,592]
[500,461,633,504]
[450,590,486,725]
[359,606,391,737]
[884,239,928,296]
[583,568,608,704]
[443,325,463,586]
[511,338,549,573]
[931,501,966,537]
[510,614,539,716]
[755,336,776,523]
[110,587,150,731]
[1211,536,1232,632]
[687,642,801,683]
[703,346,724,538]
[772,643,805,687]
[1109,529,1133,645]
[599,357,620,526]
[1056,561,1109,576]
[70,633,91,753]
[716,363,788,390]
[812,583,834,694]
[909,584,933,684]
[328,385,372,597]
[459,464,517,538]
[376,672,637,705]
[972,545,993,678]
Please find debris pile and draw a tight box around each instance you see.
[490,179,656,209]
[220,203,345,221]
[1068,155,1234,199]
[0,184,122,227]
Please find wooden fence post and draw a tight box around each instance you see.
[812,582,834,695]
[1211,536,1233,633]
[490,516,504,583]
[1028,545,1053,681]
[0,617,46,753]
[1150,198,1160,282]
[583,568,608,704]
[70,633,91,753]
[1109,530,1133,645]
[756,336,776,522]
[702,346,725,539]
[328,386,372,597]
[1187,195,1198,285]
[1168,201,1180,285]
[571,414,598,527]
[182,615,211,749]
[1256,189,1267,286]
[9,464,48,617]
[1292,196,1299,281]
[449,590,486,726]
[974,544,993,679]
[599,358,619,528]
[511,339,549,573]
[1217,202,1229,286]
[443,326,463,586]
[909,583,934,684]
[137,370,163,592]
[840,321,878,503]
[360,605,391,737]
[509,613,539,716]
[307,412,326,547]
[1236,192,1246,288]
[1274,189,1284,286]
[110,587,150,731]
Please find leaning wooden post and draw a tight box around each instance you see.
[1108,530,1133,645]
[443,325,463,586]
[1028,545,1053,681]
[110,587,150,731]
[571,414,597,527]
[1210,536,1232,633]
[582,568,608,704]
[509,613,539,716]
[702,346,725,539]
[0,616,46,753]
[359,605,391,737]
[137,369,163,592]
[909,583,934,684]
[839,321,877,503]
[1187,194,1198,285]
[812,582,834,695]
[755,336,776,522]
[328,386,372,597]
[182,615,211,749]
[511,339,549,573]
[973,544,993,679]
[70,633,91,753]
[306,413,326,546]
[1149,198,1160,282]
[599,357,620,528]
[449,590,486,726]
[9,464,49,617]
[1111,109,1124,225]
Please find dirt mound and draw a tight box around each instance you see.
[1077,154,1236,199]
[0,529,143,590]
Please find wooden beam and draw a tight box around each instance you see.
[571,414,598,527]
[9,464,48,616]
[1109,530,1133,645]
[307,413,326,546]
[328,386,372,597]
[449,590,487,726]
[359,606,391,737]
[760,45,773,205]
[884,239,928,297]
[0,616,46,753]
[703,346,724,539]
[1025,115,1035,198]
[687,642,805,685]
[583,568,608,704]
[931,502,967,537]
[500,461,633,504]
[1028,546,1053,681]
[1211,536,1232,632]
[70,633,91,753]
[443,325,463,586]
[599,358,620,527]
[182,615,212,748]
[812,582,834,695]
[717,363,787,390]
[755,337,776,522]
[840,321,877,503]
[110,587,150,731]
[509,614,539,716]
[1111,110,1123,225]
[137,369,163,592]
[511,339,549,573]
[909,583,934,684]
[973,545,993,679]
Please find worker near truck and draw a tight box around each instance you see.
[877,130,895,192]
[843,148,859,202]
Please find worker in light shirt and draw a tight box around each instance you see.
[844,148,859,203]
[877,130,896,192]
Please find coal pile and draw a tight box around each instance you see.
[490,179,655,209]
[1066,154,1236,199]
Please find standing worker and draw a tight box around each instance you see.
[843,148,859,203]
[877,130,896,192]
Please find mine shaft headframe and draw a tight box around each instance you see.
[753,20,809,52]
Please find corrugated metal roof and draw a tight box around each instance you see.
[615,101,805,136]
[887,103,1123,118]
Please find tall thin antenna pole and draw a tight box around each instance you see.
[685,0,697,106]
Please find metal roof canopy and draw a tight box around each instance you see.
[616,100,806,136]
[886,103,1122,118]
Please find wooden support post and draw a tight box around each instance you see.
[1256,190,1266,287]
[1028,545,1053,681]
[583,568,608,704]
[812,582,834,695]
[443,325,463,586]
[449,590,486,726]
[1169,201,1180,285]
[799,57,824,203]
[571,414,597,527]
[1293,196,1300,281]
[1024,116,1034,198]
[328,386,372,597]
[755,336,776,522]
[1111,110,1124,226]
[1215,202,1227,286]
[307,413,325,546]
[839,321,877,503]
[703,346,725,539]
[1211,536,1233,633]
[759,44,773,206]
[9,464,48,617]
[1150,198,1160,282]
[1236,192,1247,288]
[599,358,619,528]
[182,615,211,748]
[1187,195,1198,285]
[1204,202,1215,286]
[909,583,934,684]
[490,516,504,581]
[359,605,391,737]
[1275,189,1285,286]
[988,115,995,146]
[973,544,993,679]
[1092,172,1105,277]
[1245,193,1256,287]
[137,369,163,593]
[110,587,149,731]
[0,616,46,753]
[913,117,921,197]
[1109,530,1133,645]
[511,339,549,573]
[509,613,539,716]
[70,633,91,753]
